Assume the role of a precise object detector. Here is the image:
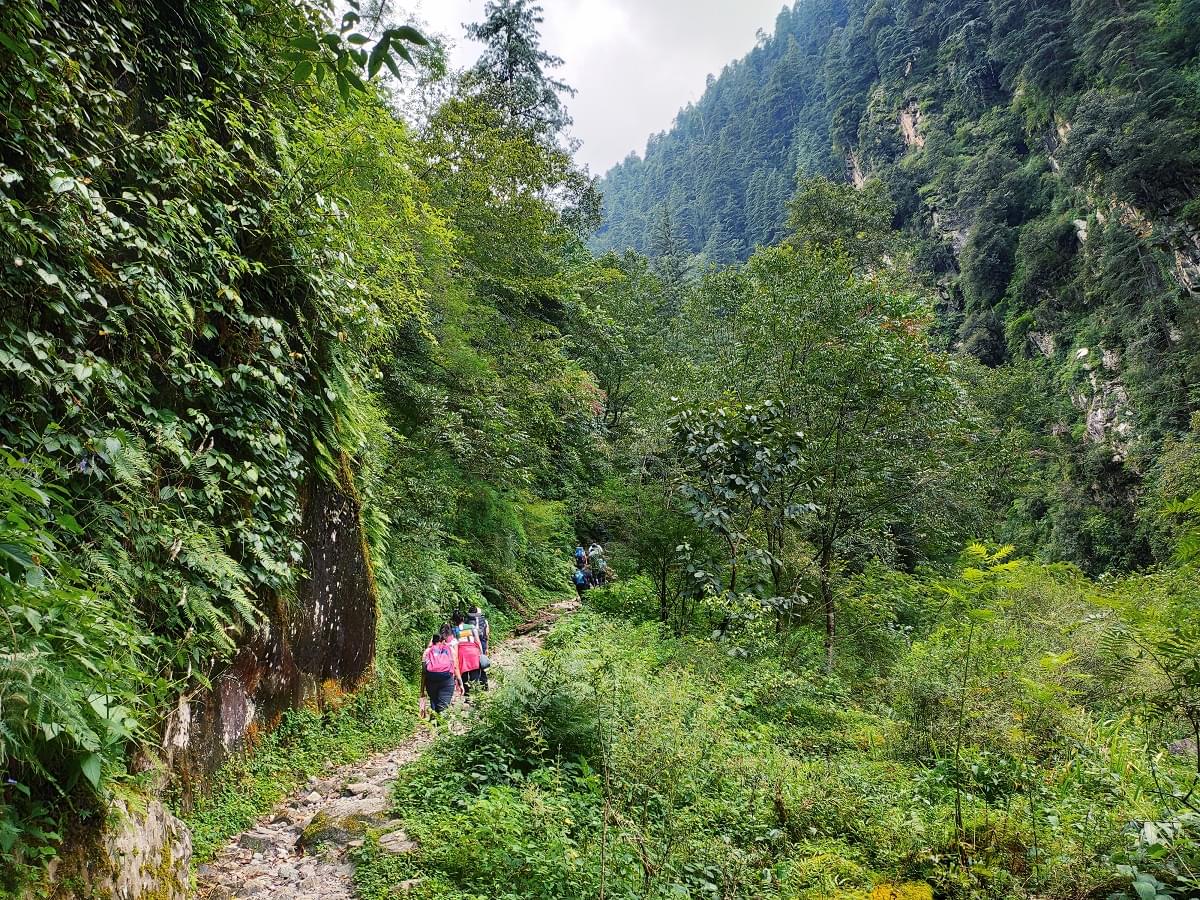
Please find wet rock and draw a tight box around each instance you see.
[239,831,278,853]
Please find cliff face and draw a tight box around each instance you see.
[166,461,379,804]
[42,462,379,899]
[591,0,1200,571]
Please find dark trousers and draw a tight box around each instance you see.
[424,669,455,712]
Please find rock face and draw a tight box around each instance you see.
[44,460,380,898]
[847,151,867,188]
[1071,348,1136,461]
[170,459,379,803]
[898,100,925,149]
[45,799,191,900]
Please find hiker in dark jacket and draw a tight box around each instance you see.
[467,605,491,654]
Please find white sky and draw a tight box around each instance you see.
[407,0,789,176]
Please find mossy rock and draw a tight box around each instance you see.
[297,810,378,853]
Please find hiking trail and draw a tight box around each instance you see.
[195,598,579,900]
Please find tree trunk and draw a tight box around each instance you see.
[820,547,834,672]
[658,561,669,623]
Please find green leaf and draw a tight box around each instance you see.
[388,25,430,46]
[80,753,102,789]
[367,36,389,78]
[289,35,320,52]
[292,60,313,83]
[346,33,369,45]
[335,71,350,103]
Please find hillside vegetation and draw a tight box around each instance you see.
[592,0,1200,574]
[0,0,597,888]
[1,1,1199,899]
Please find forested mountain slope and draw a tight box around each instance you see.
[591,0,1200,572]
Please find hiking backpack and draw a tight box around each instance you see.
[423,643,455,673]
[457,634,482,672]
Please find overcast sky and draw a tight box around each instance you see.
[408,0,789,176]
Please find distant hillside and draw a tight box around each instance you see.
[592,0,1200,569]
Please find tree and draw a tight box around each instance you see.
[649,201,689,311]
[465,0,574,140]
[680,245,972,669]
[785,176,898,273]
[670,400,812,636]
[572,253,670,432]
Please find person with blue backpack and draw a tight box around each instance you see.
[572,564,590,598]
[468,605,490,654]
[452,611,489,695]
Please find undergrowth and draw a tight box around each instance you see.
[351,580,1196,900]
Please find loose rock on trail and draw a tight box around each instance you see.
[195,598,578,900]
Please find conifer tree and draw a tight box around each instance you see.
[465,0,574,139]
[650,202,689,310]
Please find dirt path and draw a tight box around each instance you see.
[195,598,578,899]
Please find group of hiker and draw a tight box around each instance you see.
[418,607,491,717]
[572,541,611,596]
[420,543,610,717]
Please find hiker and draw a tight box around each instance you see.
[574,544,586,567]
[420,630,460,717]
[452,610,476,643]
[467,605,491,654]
[572,564,589,598]
[593,556,611,586]
[454,613,488,696]
[587,542,604,567]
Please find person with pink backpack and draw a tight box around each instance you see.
[453,611,489,696]
[419,629,461,717]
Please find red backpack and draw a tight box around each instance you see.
[423,643,455,674]
[457,635,481,673]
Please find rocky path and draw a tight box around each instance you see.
[195,599,578,900]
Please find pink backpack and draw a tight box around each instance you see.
[457,636,481,673]
[424,643,455,674]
